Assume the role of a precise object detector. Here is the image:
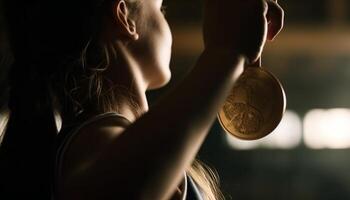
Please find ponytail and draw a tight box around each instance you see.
[0,60,58,198]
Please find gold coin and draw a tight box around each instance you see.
[218,66,286,140]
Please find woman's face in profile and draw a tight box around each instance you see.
[130,0,173,90]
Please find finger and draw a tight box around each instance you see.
[246,57,262,68]
[266,0,284,40]
[245,0,269,63]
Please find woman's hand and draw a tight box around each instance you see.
[266,0,284,41]
[203,0,284,63]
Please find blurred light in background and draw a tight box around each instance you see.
[225,134,259,150]
[304,108,350,149]
[0,109,9,144]
[225,110,302,150]
[54,110,62,132]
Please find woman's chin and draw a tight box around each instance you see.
[147,70,172,90]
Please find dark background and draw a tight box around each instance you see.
[3,0,350,199]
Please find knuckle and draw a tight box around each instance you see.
[256,0,268,13]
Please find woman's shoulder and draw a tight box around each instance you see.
[76,112,131,139]
[59,112,131,151]
[56,113,130,182]
[71,112,129,143]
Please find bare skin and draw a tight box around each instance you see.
[57,0,284,199]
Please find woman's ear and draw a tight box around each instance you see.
[112,0,139,41]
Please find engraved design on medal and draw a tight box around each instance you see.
[223,76,264,134]
[223,102,262,134]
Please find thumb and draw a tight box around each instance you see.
[266,0,284,41]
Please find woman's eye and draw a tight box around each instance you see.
[161,5,167,15]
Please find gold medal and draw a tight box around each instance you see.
[218,61,286,140]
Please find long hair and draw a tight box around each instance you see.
[0,0,103,198]
[0,0,224,199]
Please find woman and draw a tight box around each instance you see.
[0,0,284,199]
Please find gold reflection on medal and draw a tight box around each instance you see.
[218,66,286,140]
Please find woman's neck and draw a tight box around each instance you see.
[114,88,148,122]
[101,42,150,122]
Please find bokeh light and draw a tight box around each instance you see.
[226,110,302,150]
[304,108,350,149]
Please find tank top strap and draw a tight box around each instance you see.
[55,112,131,165]
[56,112,130,148]
[186,174,204,200]
[53,112,131,198]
